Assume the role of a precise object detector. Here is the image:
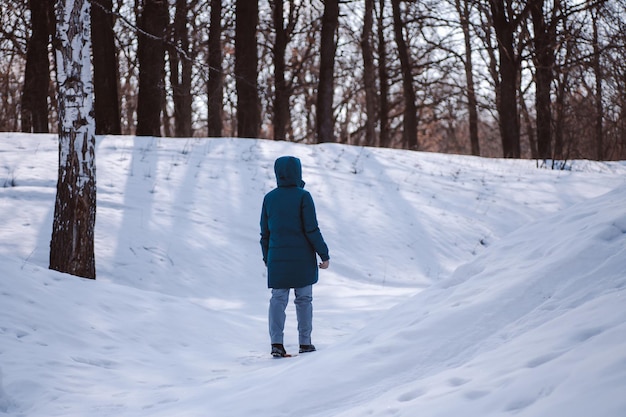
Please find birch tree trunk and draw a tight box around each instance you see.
[50,0,97,279]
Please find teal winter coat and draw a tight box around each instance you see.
[260,156,330,289]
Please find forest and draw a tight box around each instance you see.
[1,0,626,160]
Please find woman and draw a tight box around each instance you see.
[260,156,330,357]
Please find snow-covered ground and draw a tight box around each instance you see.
[0,132,625,417]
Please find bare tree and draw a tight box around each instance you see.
[169,0,193,137]
[590,4,604,160]
[607,1,626,159]
[270,0,295,141]
[4,0,626,159]
[488,0,527,158]
[136,0,168,137]
[49,0,97,279]
[391,0,418,150]
[529,0,561,160]
[553,31,573,160]
[277,4,321,142]
[454,0,480,155]
[91,0,121,135]
[207,0,223,137]
[21,0,52,133]
[361,0,377,147]
[316,0,339,143]
[235,0,261,138]
[377,0,391,148]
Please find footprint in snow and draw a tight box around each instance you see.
[525,351,563,368]
[71,356,118,369]
[448,377,470,387]
[397,388,426,402]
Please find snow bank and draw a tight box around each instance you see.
[0,133,625,416]
[193,183,626,417]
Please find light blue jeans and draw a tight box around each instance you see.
[269,285,313,345]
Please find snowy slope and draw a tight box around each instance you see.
[0,133,625,416]
[217,184,626,417]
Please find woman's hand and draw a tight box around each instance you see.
[319,260,330,269]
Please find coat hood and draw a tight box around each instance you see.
[274,156,305,188]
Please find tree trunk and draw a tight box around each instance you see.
[530,0,557,160]
[235,0,260,138]
[21,0,52,133]
[553,31,573,161]
[316,0,339,143]
[361,0,377,147]
[207,0,223,137]
[455,0,479,156]
[592,8,603,160]
[554,72,567,160]
[377,0,390,148]
[391,0,418,150]
[489,0,521,158]
[136,0,168,137]
[620,102,626,160]
[272,0,290,141]
[520,86,537,158]
[50,0,97,279]
[169,0,193,137]
[91,0,121,135]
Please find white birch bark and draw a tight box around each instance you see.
[50,0,97,279]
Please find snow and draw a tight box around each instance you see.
[1,132,625,417]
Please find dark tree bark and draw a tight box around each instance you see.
[530,0,558,160]
[169,0,193,137]
[316,0,339,143]
[272,0,289,141]
[91,0,121,135]
[520,82,537,158]
[455,0,480,156]
[591,7,603,160]
[377,0,390,148]
[50,0,97,279]
[553,24,576,161]
[21,0,52,133]
[136,0,168,137]
[235,0,261,138]
[361,0,377,147]
[553,68,568,160]
[207,0,223,137]
[391,0,418,150]
[489,0,522,158]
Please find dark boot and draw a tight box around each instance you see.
[299,344,316,353]
[271,343,288,357]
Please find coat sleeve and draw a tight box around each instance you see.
[260,198,270,264]
[301,192,330,261]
